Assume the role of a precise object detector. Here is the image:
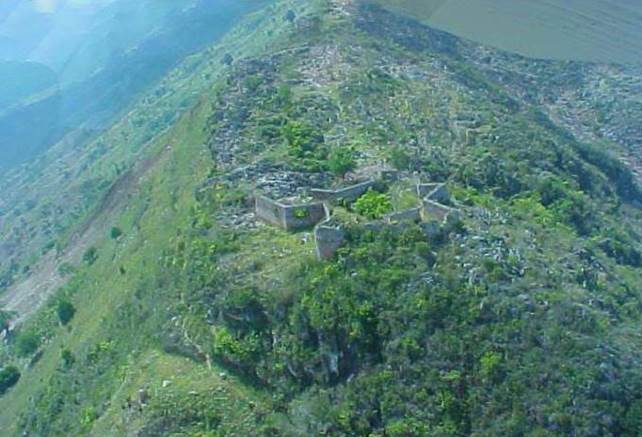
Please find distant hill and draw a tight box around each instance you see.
[0,61,57,109]
[372,0,642,63]
[0,0,265,172]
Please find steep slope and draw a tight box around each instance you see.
[0,0,268,294]
[1,0,642,436]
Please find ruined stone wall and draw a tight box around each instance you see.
[417,183,450,203]
[310,180,376,203]
[255,195,284,228]
[257,178,460,259]
[255,195,326,231]
[422,199,453,222]
[282,203,326,231]
[315,224,346,259]
[384,207,422,224]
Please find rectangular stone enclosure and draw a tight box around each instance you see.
[255,195,326,231]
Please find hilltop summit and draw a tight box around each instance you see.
[1,1,641,435]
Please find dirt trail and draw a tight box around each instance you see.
[0,146,169,327]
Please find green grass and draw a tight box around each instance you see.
[0,2,325,434]
[92,351,268,436]
[1,0,642,435]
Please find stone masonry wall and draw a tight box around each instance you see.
[384,207,422,224]
[310,180,376,203]
[255,195,326,231]
[422,199,453,222]
[255,195,283,228]
[282,203,326,231]
[256,179,459,260]
[417,183,450,204]
[315,224,346,259]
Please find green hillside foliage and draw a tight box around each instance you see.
[0,0,641,435]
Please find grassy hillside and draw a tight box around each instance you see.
[372,0,642,63]
[1,0,642,435]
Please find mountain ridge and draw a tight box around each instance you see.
[1,0,642,435]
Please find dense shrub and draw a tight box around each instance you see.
[285,9,296,22]
[388,148,412,171]
[61,349,75,369]
[353,190,392,219]
[328,147,356,178]
[455,152,523,198]
[0,366,20,395]
[598,228,642,267]
[222,53,234,66]
[282,119,327,169]
[57,300,76,326]
[110,227,123,240]
[82,247,98,265]
[0,311,12,331]
[15,331,40,357]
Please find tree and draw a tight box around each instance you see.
[110,226,123,240]
[57,299,76,326]
[281,120,324,159]
[0,366,20,395]
[328,148,356,178]
[389,148,412,171]
[285,9,296,23]
[15,331,40,356]
[222,53,234,66]
[354,190,393,219]
[61,349,75,369]
[83,246,98,265]
[0,311,12,332]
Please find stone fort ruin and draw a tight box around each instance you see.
[254,172,459,259]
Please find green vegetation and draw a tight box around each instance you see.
[328,147,356,178]
[293,208,310,219]
[388,147,413,171]
[0,367,20,396]
[353,189,393,219]
[82,247,98,266]
[56,300,76,326]
[109,227,123,240]
[285,9,296,22]
[0,311,12,331]
[0,0,641,435]
[282,119,328,170]
[15,331,40,357]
